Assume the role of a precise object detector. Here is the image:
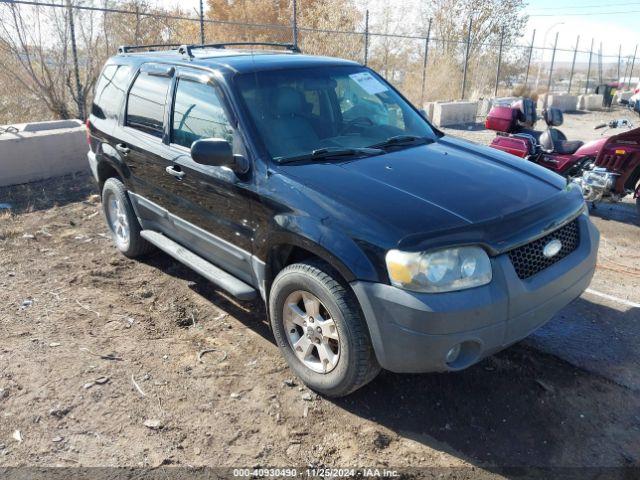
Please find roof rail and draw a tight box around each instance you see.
[118,43,182,54]
[178,42,301,58]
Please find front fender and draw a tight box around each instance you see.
[257,213,384,284]
[575,138,606,158]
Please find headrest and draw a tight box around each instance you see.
[274,87,305,116]
[543,107,563,127]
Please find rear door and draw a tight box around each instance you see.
[162,68,257,284]
[116,63,177,229]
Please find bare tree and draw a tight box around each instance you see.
[0,2,75,118]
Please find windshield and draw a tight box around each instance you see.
[235,65,436,162]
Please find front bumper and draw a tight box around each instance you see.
[351,215,599,373]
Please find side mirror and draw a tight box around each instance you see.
[191,138,234,168]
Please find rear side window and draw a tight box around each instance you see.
[126,72,171,137]
[92,64,131,120]
[171,79,233,148]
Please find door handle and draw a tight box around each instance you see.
[115,143,130,155]
[165,165,185,180]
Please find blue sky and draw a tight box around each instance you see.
[526,0,639,58]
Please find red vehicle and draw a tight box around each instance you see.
[486,99,640,215]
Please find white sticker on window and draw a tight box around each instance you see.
[349,72,389,95]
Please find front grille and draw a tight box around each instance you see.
[508,220,580,280]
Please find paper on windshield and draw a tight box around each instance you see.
[349,72,388,95]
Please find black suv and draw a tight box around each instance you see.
[87,43,599,397]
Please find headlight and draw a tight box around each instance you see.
[385,246,492,293]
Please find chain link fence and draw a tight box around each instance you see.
[0,0,638,123]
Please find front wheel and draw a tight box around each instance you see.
[269,261,380,397]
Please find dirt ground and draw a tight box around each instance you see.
[1,108,639,477]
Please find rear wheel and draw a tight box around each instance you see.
[269,260,380,397]
[102,178,153,258]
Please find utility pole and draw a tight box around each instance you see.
[524,29,536,87]
[420,18,432,105]
[622,56,630,89]
[585,38,594,94]
[363,10,369,66]
[629,45,638,89]
[617,44,622,84]
[66,0,84,119]
[292,0,298,50]
[544,31,558,107]
[598,42,603,85]
[199,0,205,44]
[494,26,505,97]
[460,17,472,100]
[535,22,563,90]
[567,35,579,94]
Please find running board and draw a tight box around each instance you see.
[140,230,257,301]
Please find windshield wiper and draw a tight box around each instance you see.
[369,135,432,150]
[277,147,384,164]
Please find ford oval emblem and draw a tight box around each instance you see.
[543,239,562,258]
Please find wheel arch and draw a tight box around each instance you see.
[97,159,125,191]
[261,225,383,303]
[265,237,354,296]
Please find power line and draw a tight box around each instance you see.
[530,10,640,16]
[529,1,640,10]
[0,0,636,56]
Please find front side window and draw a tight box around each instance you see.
[126,71,171,137]
[171,79,233,149]
[235,66,435,161]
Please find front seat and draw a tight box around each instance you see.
[266,88,319,157]
[539,128,584,155]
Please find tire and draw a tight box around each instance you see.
[101,177,154,258]
[269,260,380,397]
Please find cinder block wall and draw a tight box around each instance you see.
[0,120,88,187]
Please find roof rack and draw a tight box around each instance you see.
[178,42,301,58]
[118,43,182,54]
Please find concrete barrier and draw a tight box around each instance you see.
[431,101,478,127]
[422,102,435,121]
[577,94,604,111]
[537,94,577,112]
[0,119,88,187]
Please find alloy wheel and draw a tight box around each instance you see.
[282,290,341,373]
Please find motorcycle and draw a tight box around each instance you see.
[485,99,640,215]
[572,119,640,216]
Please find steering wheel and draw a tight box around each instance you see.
[341,116,374,134]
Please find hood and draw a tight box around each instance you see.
[281,135,572,250]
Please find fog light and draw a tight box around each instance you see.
[445,344,462,364]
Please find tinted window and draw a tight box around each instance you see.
[93,64,131,120]
[126,72,171,137]
[171,79,233,148]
